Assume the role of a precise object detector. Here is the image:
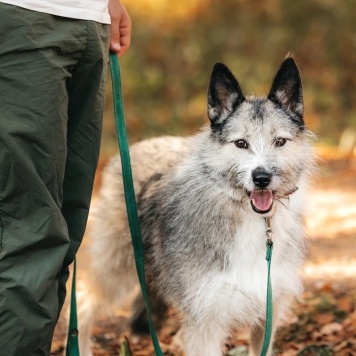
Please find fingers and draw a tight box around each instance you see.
[108,0,132,57]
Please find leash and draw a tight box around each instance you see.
[65,53,274,356]
[261,217,274,356]
[109,52,163,355]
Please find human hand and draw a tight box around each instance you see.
[108,0,131,56]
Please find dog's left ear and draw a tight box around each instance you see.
[268,57,304,123]
[208,63,245,126]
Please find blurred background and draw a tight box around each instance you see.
[101,0,356,156]
[52,1,356,354]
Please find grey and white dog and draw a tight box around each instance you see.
[79,57,315,356]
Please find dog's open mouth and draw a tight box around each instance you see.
[248,190,273,214]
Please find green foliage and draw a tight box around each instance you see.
[315,295,335,313]
[102,0,356,154]
[119,338,132,356]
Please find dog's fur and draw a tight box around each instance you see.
[79,57,315,356]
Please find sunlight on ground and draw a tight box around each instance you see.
[307,190,356,238]
[305,259,356,279]
[304,184,356,280]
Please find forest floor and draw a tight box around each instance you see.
[51,147,356,356]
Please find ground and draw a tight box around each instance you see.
[51,148,356,356]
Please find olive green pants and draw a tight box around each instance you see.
[0,4,109,355]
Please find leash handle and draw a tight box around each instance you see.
[109,52,163,356]
[66,258,80,356]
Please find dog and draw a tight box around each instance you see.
[78,57,315,356]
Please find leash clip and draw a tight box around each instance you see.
[264,216,273,247]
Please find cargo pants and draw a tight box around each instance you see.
[0,3,109,355]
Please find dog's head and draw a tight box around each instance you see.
[206,57,314,215]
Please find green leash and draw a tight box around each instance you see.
[261,217,274,356]
[109,52,163,355]
[65,53,274,356]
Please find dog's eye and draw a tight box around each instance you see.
[274,138,287,147]
[234,139,248,149]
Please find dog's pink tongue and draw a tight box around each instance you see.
[250,190,273,211]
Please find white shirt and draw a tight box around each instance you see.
[1,0,111,24]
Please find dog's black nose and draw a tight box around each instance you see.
[252,168,272,189]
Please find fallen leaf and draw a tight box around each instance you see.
[337,296,354,313]
[313,313,334,325]
[320,322,342,335]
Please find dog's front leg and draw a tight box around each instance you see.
[182,321,226,356]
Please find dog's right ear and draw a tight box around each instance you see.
[208,63,245,126]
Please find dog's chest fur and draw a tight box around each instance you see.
[197,216,303,327]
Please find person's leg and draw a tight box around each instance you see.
[58,21,110,314]
[0,4,89,354]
